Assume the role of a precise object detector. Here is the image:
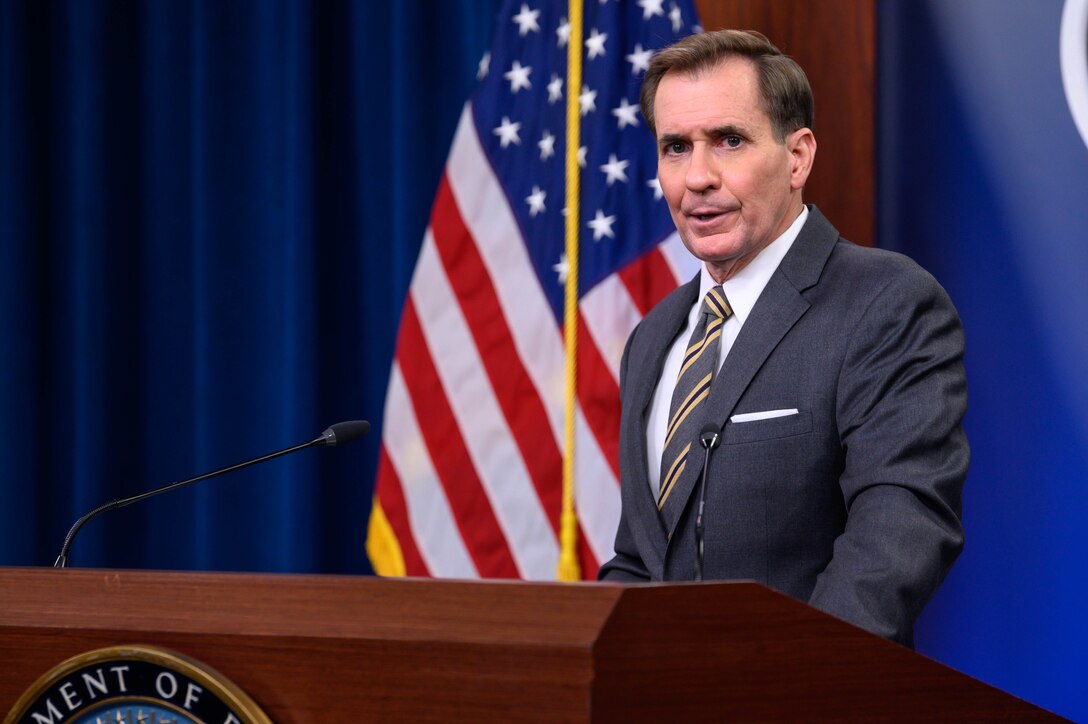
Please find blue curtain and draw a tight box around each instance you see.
[0,0,502,572]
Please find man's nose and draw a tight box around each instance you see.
[685,145,720,191]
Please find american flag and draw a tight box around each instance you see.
[367,0,702,580]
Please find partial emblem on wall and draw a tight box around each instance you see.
[1063,0,1088,151]
[4,645,271,724]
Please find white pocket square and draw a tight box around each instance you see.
[730,408,799,423]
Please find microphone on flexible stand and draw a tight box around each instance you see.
[694,422,722,582]
[53,420,371,568]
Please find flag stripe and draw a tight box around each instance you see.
[382,359,481,578]
[373,449,429,576]
[578,529,599,579]
[659,231,702,285]
[396,302,520,577]
[577,315,622,481]
[574,408,621,564]
[580,272,642,384]
[411,235,559,579]
[430,173,563,533]
[619,247,684,316]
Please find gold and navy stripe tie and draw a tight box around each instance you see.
[658,285,731,515]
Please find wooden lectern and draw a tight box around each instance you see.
[0,568,1058,721]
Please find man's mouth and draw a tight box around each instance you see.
[686,207,736,225]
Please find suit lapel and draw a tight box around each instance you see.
[659,207,841,538]
[626,276,700,563]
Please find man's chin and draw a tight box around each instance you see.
[681,234,747,265]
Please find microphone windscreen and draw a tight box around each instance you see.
[322,420,371,446]
[699,422,722,450]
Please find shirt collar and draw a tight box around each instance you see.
[698,205,809,326]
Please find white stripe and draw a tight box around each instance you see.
[580,273,643,384]
[382,363,477,578]
[574,410,621,564]
[411,231,559,580]
[658,231,701,284]
[447,104,622,569]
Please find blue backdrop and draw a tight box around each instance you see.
[0,0,502,574]
[1,1,1084,720]
[880,1,1087,720]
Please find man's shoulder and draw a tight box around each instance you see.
[830,238,923,271]
[810,239,961,341]
[778,206,937,295]
[826,239,947,297]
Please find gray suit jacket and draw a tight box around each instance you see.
[598,207,968,646]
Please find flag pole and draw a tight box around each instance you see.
[557,0,584,582]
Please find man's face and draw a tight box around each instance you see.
[653,57,814,282]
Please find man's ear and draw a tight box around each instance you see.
[787,128,816,190]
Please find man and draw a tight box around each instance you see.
[598,30,968,647]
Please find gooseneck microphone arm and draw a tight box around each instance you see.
[53,420,370,569]
[694,422,722,582]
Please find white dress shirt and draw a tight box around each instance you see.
[645,207,809,497]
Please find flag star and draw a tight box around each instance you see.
[556,16,571,47]
[577,145,587,168]
[512,3,541,36]
[526,185,547,216]
[579,85,597,116]
[538,130,556,160]
[547,73,563,104]
[647,176,664,200]
[504,60,532,93]
[477,52,491,80]
[600,154,630,185]
[612,98,640,129]
[669,2,683,32]
[553,253,569,284]
[493,116,521,148]
[626,43,653,75]
[585,28,608,60]
[638,0,665,20]
[588,209,617,240]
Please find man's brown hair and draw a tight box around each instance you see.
[640,29,814,141]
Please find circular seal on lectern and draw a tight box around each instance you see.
[4,645,271,724]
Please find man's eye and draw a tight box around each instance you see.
[724,135,743,148]
[663,141,686,155]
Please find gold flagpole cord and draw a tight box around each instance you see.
[557,0,584,582]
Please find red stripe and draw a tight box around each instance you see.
[397,300,521,578]
[578,525,600,580]
[374,447,430,577]
[576,315,622,481]
[431,174,563,532]
[618,248,679,316]
[583,248,678,482]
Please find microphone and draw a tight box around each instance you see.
[694,422,722,582]
[53,420,371,569]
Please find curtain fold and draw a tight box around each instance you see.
[0,0,502,572]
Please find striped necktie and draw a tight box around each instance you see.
[658,285,732,515]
